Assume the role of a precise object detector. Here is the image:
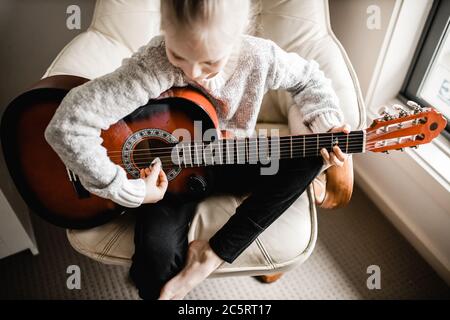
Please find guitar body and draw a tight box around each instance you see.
[1,86,218,229]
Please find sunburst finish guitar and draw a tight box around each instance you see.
[1,83,446,229]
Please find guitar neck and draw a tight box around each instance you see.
[173,130,366,167]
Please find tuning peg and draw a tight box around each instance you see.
[392,104,410,117]
[415,133,425,141]
[378,106,395,120]
[407,101,421,108]
[378,106,390,115]
[378,106,395,121]
[397,148,404,152]
[383,113,395,121]
[407,101,423,114]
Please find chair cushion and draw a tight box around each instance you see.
[68,189,316,275]
[67,123,318,276]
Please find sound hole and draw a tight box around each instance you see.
[132,138,173,172]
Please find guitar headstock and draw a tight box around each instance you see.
[366,101,447,153]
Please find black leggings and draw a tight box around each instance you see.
[129,157,323,299]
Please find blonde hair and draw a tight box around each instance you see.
[160,0,261,40]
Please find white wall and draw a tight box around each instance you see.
[330,0,450,284]
[329,0,397,96]
[0,0,94,205]
[0,0,95,257]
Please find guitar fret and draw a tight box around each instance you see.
[255,138,258,164]
[210,142,214,165]
[182,144,187,167]
[194,142,199,165]
[316,134,319,156]
[303,135,305,158]
[189,143,194,168]
[202,142,206,166]
[188,143,192,166]
[236,139,240,164]
[247,137,257,164]
[362,130,366,153]
[224,140,227,164]
[217,140,223,164]
[175,144,181,167]
[290,136,293,158]
[226,139,230,164]
[245,138,249,164]
[239,139,242,164]
[346,133,349,154]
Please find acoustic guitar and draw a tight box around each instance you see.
[1,85,446,229]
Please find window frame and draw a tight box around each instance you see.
[400,0,450,138]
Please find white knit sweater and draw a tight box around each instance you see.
[45,34,344,208]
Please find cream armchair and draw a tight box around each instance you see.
[37,0,364,280]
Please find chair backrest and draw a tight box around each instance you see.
[255,0,365,132]
[43,0,365,131]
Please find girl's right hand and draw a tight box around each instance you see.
[139,157,168,204]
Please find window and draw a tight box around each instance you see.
[402,0,450,138]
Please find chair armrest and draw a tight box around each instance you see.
[313,156,354,209]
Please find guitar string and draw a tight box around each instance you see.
[123,151,367,169]
[107,137,372,156]
[104,132,373,155]
[101,113,420,155]
[107,133,395,158]
[107,140,370,163]
[65,141,383,177]
[125,140,370,161]
[110,143,378,168]
[121,146,375,171]
[105,136,370,159]
[110,141,376,159]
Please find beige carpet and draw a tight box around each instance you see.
[0,185,449,299]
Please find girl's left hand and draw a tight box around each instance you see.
[320,124,351,168]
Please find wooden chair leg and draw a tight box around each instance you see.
[256,272,284,283]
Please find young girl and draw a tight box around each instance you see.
[45,0,349,300]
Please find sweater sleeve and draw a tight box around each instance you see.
[44,36,183,208]
[264,40,344,133]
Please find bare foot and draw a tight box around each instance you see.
[159,240,224,300]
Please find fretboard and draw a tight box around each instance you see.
[171,130,365,167]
